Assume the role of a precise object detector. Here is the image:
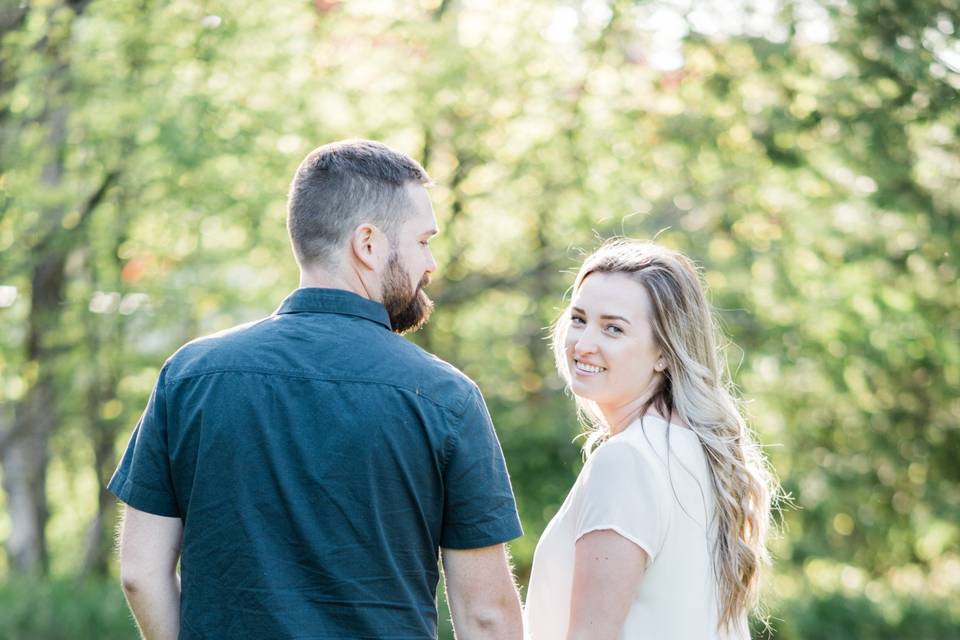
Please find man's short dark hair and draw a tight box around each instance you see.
[287,139,430,267]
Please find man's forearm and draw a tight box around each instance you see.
[122,572,181,640]
[451,593,523,640]
[443,543,524,640]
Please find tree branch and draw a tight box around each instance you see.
[432,0,454,21]
[431,257,562,307]
[32,169,121,255]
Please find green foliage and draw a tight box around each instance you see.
[1,0,958,637]
[0,577,452,640]
[0,579,955,640]
[0,578,136,639]
[753,592,960,640]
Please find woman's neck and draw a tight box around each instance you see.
[600,397,658,436]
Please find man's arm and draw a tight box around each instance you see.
[118,504,183,640]
[441,544,523,640]
[566,529,648,640]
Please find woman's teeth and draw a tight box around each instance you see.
[575,361,604,373]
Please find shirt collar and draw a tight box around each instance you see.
[275,288,392,331]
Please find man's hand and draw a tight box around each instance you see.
[118,505,183,640]
[442,544,523,640]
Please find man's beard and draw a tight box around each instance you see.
[381,252,434,334]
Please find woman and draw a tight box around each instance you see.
[525,239,777,639]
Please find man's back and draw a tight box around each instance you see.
[109,288,521,639]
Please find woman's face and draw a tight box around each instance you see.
[564,271,666,413]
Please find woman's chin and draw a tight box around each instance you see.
[570,379,602,402]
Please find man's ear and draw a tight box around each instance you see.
[349,223,389,271]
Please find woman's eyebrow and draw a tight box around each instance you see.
[570,306,632,324]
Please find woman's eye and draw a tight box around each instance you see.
[570,315,585,325]
[606,324,623,335]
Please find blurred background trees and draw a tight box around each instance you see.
[0,0,958,637]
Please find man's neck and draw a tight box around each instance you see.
[298,264,377,301]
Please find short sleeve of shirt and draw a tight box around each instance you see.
[107,366,180,517]
[574,440,668,560]
[440,386,523,549]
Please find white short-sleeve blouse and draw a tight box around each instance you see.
[524,414,749,640]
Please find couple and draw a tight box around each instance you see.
[109,140,774,640]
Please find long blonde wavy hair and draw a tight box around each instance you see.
[551,238,777,632]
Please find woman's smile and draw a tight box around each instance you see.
[573,359,606,375]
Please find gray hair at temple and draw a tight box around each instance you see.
[286,139,431,268]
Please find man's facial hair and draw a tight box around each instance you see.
[382,252,434,334]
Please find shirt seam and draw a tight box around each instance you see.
[165,367,467,412]
[275,288,392,328]
[441,385,484,471]
[452,384,480,419]
[273,308,391,329]
[111,472,174,501]
[575,524,658,561]
[440,510,523,548]
[441,420,462,473]
[109,473,180,517]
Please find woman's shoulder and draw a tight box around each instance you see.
[583,428,673,491]
[619,414,700,454]
[602,415,706,480]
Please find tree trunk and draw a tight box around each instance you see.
[3,246,66,574]
[2,0,84,573]
[80,428,119,575]
[80,210,129,577]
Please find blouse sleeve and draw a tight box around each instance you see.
[574,440,669,561]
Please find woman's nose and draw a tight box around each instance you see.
[573,332,598,356]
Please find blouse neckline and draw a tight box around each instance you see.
[620,412,699,441]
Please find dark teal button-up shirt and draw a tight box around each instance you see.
[109,288,522,639]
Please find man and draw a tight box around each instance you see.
[109,139,524,639]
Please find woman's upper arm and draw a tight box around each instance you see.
[566,528,648,640]
[574,441,667,560]
[565,441,668,639]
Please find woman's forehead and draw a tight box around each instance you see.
[572,272,651,318]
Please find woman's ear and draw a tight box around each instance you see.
[655,356,667,373]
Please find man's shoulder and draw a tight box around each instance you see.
[377,334,481,413]
[160,316,274,380]
[159,315,481,413]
